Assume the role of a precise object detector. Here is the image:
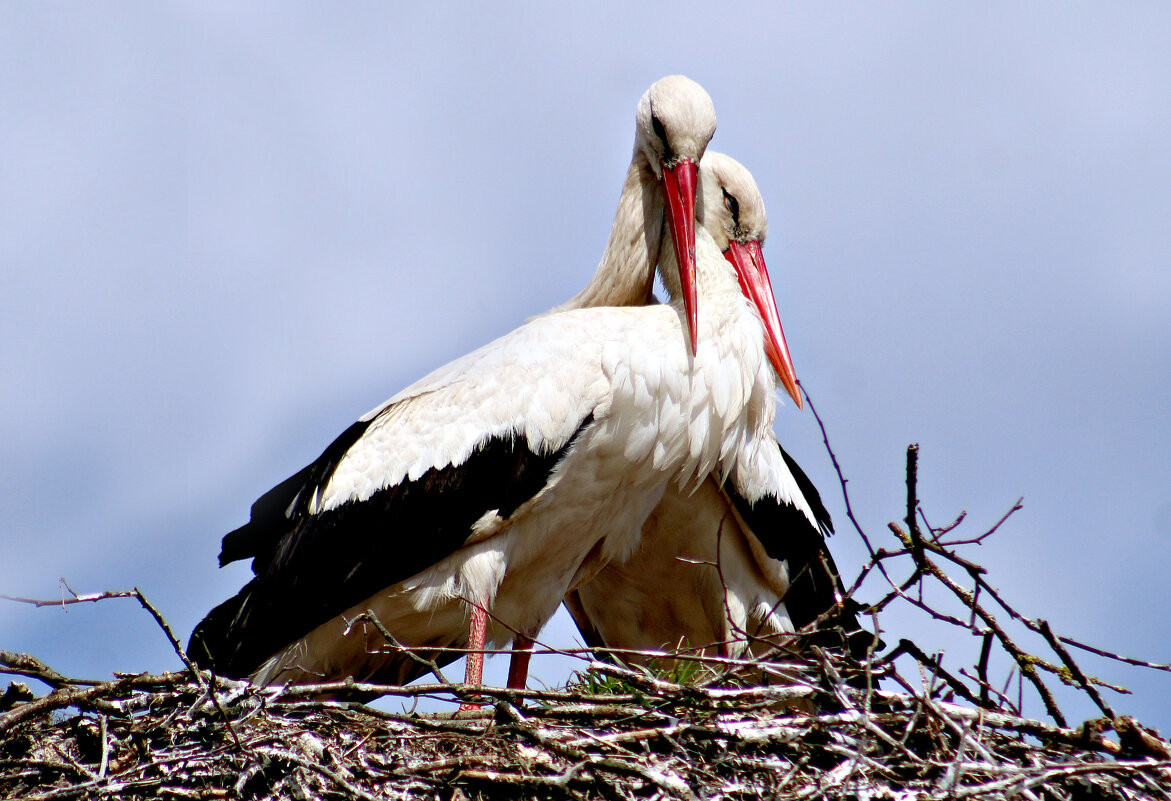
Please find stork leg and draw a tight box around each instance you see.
[458,603,489,711]
[506,634,534,691]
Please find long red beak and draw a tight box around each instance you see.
[660,159,699,355]
[724,240,802,408]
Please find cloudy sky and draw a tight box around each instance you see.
[3,4,1169,732]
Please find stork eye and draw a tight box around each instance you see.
[649,112,677,166]
[650,113,669,147]
[721,188,741,226]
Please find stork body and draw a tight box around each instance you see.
[564,434,860,664]
[189,78,813,694]
[191,215,779,690]
[564,154,869,666]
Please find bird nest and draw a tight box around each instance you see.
[4,398,1170,800]
[2,649,1169,800]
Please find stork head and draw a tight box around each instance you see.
[698,152,801,408]
[635,75,717,354]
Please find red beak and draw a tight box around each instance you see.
[724,240,801,408]
[660,159,699,355]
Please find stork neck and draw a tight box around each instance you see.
[556,161,664,312]
[659,226,738,306]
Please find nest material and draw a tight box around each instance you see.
[2,649,1170,801]
[4,411,1171,799]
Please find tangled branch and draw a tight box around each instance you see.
[2,392,1169,799]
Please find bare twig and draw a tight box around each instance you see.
[906,444,925,568]
[3,586,202,686]
[4,402,1170,800]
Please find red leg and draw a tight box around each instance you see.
[458,603,488,711]
[506,634,534,691]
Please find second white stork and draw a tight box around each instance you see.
[564,153,873,668]
[188,79,801,700]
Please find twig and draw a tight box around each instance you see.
[906,444,924,568]
[1057,636,1171,673]
[1038,619,1116,720]
[887,521,1068,727]
[2,586,203,687]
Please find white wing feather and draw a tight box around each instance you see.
[314,305,708,514]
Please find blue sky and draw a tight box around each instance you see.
[3,4,1169,732]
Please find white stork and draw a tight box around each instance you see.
[563,153,872,668]
[188,78,799,702]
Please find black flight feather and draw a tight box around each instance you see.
[189,415,593,678]
[727,443,876,660]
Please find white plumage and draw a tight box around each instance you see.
[241,266,778,686]
[190,76,806,698]
[565,153,870,666]
[191,231,777,687]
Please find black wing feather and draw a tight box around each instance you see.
[190,417,592,678]
[727,442,875,660]
[218,418,374,568]
[778,445,834,536]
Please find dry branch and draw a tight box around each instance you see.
[4,654,1170,801]
[4,395,1170,799]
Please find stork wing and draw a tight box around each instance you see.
[190,313,609,677]
[726,439,875,659]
